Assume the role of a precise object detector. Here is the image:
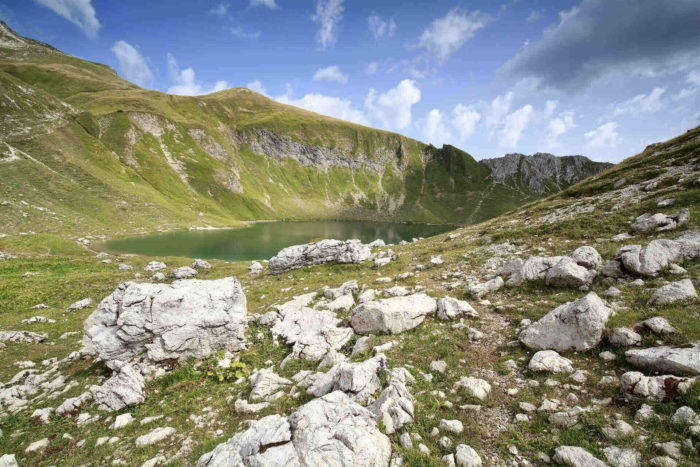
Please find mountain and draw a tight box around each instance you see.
[0,22,610,236]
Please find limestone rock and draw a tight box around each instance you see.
[620,371,696,401]
[91,363,146,411]
[0,331,47,344]
[613,231,700,277]
[196,391,391,467]
[350,293,437,335]
[308,354,384,404]
[625,343,700,375]
[609,327,642,347]
[0,455,18,467]
[249,368,292,401]
[570,246,603,270]
[56,391,93,417]
[518,292,612,351]
[545,257,597,288]
[368,368,415,434]
[67,298,92,311]
[631,208,690,233]
[268,239,371,274]
[170,266,197,279]
[144,261,166,272]
[192,258,211,269]
[466,276,504,298]
[528,350,574,373]
[323,280,359,300]
[248,261,263,276]
[604,446,641,467]
[648,279,697,306]
[635,316,676,335]
[83,277,247,370]
[454,444,482,467]
[455,376,491,400]
[135,427,176,447]
[553,446,606,467]
[437,297,478,320]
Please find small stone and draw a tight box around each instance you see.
[439,419,463,434]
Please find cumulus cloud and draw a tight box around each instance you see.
[209,1,229,16]
[674,70,700,100]
[312,0,344,50]
[111,41,153,88]
[526,10,543,23]
[365,61,377,75]
[613,87,666,117]
[34,0,100,37]
[365,79,421,131]
[277,89,369,126]
[499,104,533,148]
[313,65,348,84]
[500,0,700,90]
[250,0,277,9]
[368,14,396,39]
[486,91,513,138]
[418,8,491,64]
[167,54,228,96]
[419,104,481,146]
[547,111,575,145]
[585,121,620,148]
[246,80,267,96]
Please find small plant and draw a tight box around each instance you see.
[203,354,248,383]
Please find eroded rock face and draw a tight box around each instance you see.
[631,208,690,234]
[620,371,696,401]
[268,239,371,274]
[518,293,612,352]
[368,368,416,434]
[196,391,391,467]
[308,354,384,404]
[610,231,700,277]
[626,344,700,376]
[91,363,145,411]
[83,277,247,371]
[269,294,353,363]
[648,279,697,306]
[350,293,437,334]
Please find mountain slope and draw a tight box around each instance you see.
[0,22,610,236]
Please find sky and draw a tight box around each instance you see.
[2,0,700,163]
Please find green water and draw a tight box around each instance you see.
[103,220,453,262]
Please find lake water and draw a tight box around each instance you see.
[103,220,453,262]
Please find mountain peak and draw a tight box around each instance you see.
[0,20,56,52]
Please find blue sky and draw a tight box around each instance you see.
[2,0,700,162]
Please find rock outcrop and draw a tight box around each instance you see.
[626,344,700,376]
[518,292,612,351]
[268,239,371,274]
[630,208,690,233]
[605,231,700,277]
[83,277,247,371]
[350,293,437,334]
[620,371,696,401]
[196,391,391,467]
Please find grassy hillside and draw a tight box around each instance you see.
[0,119,697,466]
[0,21,608,238]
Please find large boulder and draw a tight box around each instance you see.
[611,231,700,277]
[268,239,371,274]
[648,279,697,306]
[518,292,612,352]
[631,208,690,234]
[350,293,437,334]
[545,257,597,288]
[625,343,700,376]
[196,391,391,467]
[83,277,247,370]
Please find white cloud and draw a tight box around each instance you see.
[526,10,543,23]
[365,61,377,75]
[452,104,481,141]
[250,0,277,9]
[246,80,267,96]
[486,91,513,137]
[209,1,229,16]
[167,54,228,96]
[688,70,700,87]
[673,70,700,100]
[544,100,557,118]
[34,0,100,37]
[547,111,575,145]
[312,0,344,50]
[418,8,491,64]
[613,87,666,116]
[231,26,260,40]
[313,65,348,84]
[365,79,421,131]
[419,104,481,146]
[499,104,533,148]
[111,41,153,87]
[585,121,621,148]
[277,89,369,126]
[368,15,396,39]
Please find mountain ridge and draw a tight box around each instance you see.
[0,22,610,236]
